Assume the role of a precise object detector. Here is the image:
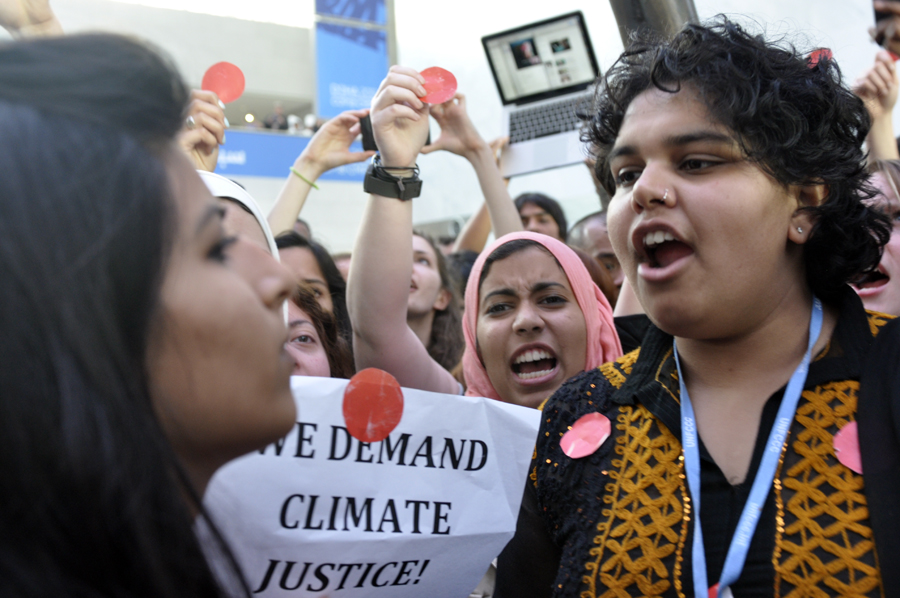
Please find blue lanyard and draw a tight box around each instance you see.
[673,297,823,598]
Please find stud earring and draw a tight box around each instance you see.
[797,227,803,234]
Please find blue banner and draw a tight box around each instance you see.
[216,130,367,182]
[316,22,388,118]
[315,0,386,25]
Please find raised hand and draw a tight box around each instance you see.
[853,50,899,121]
[0,0,62,36]
[370,65,429,168]
[177,89,226,172]
[296,109,375,179]
[422,93,488,160]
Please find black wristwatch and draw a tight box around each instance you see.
[363,155,423,201]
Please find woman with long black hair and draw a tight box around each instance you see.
[0,34,296,596]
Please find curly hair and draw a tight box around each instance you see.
[583,18,891,301]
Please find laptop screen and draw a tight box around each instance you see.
[482,12,598,105]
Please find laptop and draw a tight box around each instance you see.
[481,11,600,177]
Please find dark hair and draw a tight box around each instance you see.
[567,211,607,251]
[514,193,569,242]
[290,285,355,378]
[478,239,559,290]
[0,35,244,596]
[446,250,480,295]
[275,231,352,345]
[413,232,465,372]
[584,18,891,302]
[570,246,618,307]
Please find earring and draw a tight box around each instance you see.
[797,226,803,234]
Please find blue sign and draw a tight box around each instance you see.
[216,130,366,182]
[315,0,386,25]
[316,22,388,118]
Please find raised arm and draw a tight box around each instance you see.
[0,0,62,37]
[854,50,900,161]
[347,66,461,394]
[177,90,226,172]
[267,109,376,236]
[423,95,522,239]
[452,136,511,253]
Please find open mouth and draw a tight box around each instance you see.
[853,268,890,291]
[643,230,693,268]
[511,348,558,380]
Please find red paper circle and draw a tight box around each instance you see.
[808,48,832,68]
[560,412,611,459]
[342,368,404,443]
[833,420,863,474]
[419,67,457,105]
[201,62,245,104]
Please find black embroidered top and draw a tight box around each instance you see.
[495,289,894,598]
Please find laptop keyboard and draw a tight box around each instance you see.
[509,96,584,144]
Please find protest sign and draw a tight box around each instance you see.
[204,375,541,597]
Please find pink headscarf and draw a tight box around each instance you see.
[462,231,622,401]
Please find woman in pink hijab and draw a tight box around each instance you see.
[463,231,621,408]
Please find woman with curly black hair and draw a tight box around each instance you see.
[496,18,898,598]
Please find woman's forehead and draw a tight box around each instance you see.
[412,234,436,255]
[481,246,569,291]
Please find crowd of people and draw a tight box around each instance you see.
[2,1,899,597]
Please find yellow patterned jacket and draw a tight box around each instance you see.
[496,292,894,598]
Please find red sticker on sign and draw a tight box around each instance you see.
[560,412,611,459]
[342,368,404,443]
[833,420,863,474]
[201,62,246,104]
[419,67,457,105]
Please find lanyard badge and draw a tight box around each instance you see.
[674,298,824,598]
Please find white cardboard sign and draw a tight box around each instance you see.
[205,376,541,597]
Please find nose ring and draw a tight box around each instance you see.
[662,189,669,202]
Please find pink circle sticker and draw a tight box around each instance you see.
[342,368,404,443]
[560,412,611,459]
[833,420,863,474]
[201,62,246,104]
[419,67,457,104]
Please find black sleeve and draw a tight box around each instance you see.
[858,317,900,597]
[494,480,561,598]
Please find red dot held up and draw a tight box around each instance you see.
[202,62,245,104]
[560,412,611,459]
[342,368,404,443]
[419,67,457,105]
